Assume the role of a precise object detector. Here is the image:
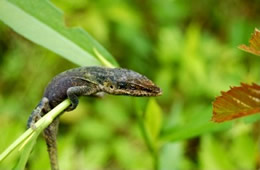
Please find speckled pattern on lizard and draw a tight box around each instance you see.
[27,66,162,170]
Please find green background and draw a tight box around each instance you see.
[1,0,260,169]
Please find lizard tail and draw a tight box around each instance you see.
[43,118,60,170]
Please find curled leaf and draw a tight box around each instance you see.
[212,83,260,122]
[239,28,260,56]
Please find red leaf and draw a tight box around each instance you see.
[212,83,260,122]
[238,28,260,56]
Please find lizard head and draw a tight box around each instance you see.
[99,68,162,96]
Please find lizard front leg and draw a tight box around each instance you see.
[66,85,99,111]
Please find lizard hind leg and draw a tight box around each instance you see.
[28,97,60,170]
[27,97,51,129]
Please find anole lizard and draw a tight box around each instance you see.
[27,66,162,170]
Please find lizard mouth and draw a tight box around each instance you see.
[135,85,162,96]
[132,79,162,96]
[117,82,162,96]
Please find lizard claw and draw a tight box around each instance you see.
[30,123,37,130]
[29,113,42,130]
[65,103,77,111]
[27,97,49,129]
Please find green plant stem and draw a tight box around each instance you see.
[153,151,159,170]
[136,111,159,170]
[137,115,154,153]
[0,99,71,162]
[93,48,115,68]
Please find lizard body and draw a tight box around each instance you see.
[27,66,161,170]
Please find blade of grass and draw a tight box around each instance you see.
[13,132,39,170]
[0,99,71,163]
[0,0,118,67]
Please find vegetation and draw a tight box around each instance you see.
[0,0,260,169]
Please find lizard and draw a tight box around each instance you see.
[27,66,162,170]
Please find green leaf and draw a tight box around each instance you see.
[0,0,118,67]
[160,106,232,142]
[144,99,162,149]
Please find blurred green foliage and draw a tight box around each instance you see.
[1,0,260,169]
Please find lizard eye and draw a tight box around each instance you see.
[104,82,115,90]
[109,85,114,89]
